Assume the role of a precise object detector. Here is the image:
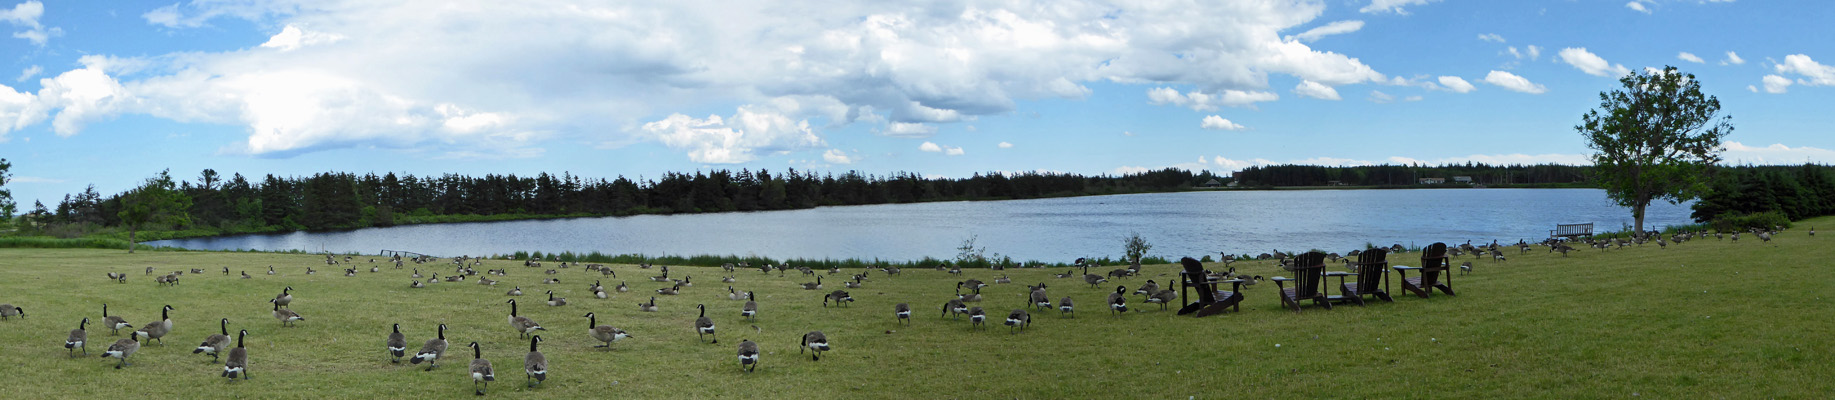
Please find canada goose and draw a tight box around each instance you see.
[943,298,967,319]
[428,273,442,284]
[468,342,496,395]
[1460,261,1473,276]
[824,290,854,307]
[656,284,681,296]
[994,275,1011,284]
[589,280,604,293]
[1108,286,1128,315]
[135,305,174,345]
[194,318,232,363]
[146,266,155,275]
[894,303,911,324]
[1005,309,1031,334]
[306,267,316,275]
[1083,266,1106,288]
[742,292,758,321]
[678,276,694,287]
[523,335,547,387]
[240,271,251,279]
[594,289,608,299]
[1146,290,1178,310]
[506,299,545,338]
[845,278,862,289]
[478,277,497,286]
[638,297,659,312]
[371,267,380,273]
[267,266,275,275]
[1030,284,1051,310]
[271,301,304,327]
[737,339,760,373]
[345,268,357,277]
[107,272,127,283]
[102,304,132,335]
[67,317,89,357]
[1058,296,1075,318]
[722,276,736,283]
[615,281,629,292]
[410,280,426,288]
[650,270,671,282]
[446,275,467,282]
[220,330,250,381]
[1134,280,1160,297]
[968,306,987,330]
[102,332,141,369]
[1053,270,1073,279]
[800,331,830,360]
[411,324,448,370]
[507,286,522,296]
[801,276,823,290]
[412,269,423,278]
[695,304,718,343]
[546,291,568,306]
[963,279,986,290]
[388,323,408,363]
[583,312,630,348]
[273,287,293,309]
[1811,227,1816,236]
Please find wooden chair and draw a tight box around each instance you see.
[1271,252,1331,312]
[1339,248,1392,305]
[1393,242,1454,298]
[1175,257,1244,317]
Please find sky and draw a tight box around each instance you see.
[2,0,1833,206]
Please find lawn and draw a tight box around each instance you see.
[0,217,1830,398]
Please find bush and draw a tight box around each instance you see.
[1122,232,1152,262]
[1710,211,1791,232]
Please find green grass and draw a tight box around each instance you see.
[1,217,1832,398]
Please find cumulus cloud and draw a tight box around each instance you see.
[2,0,60,46]
[997,141,1013,148]
[1506,45,1542,61]
[1722,141,1835,164]
[1289,20,1363,42]
[1721,51,1745,65]
[882,122,939,138]
[1476,33,1505,43]
[821,148,855,164]
[1436,76,1476,93]
[1761,75,1792,94]
[1146,87,1279,111]
[918,141,963,156]
[14,65,39,82]
[1558,47,1631,77]
[1200,115,1247,131]
[1369,90,1395,103]
[1626,1,1651,14]
[1775,54,1835,86]
[640,103,825,164]
[5,0,1402,162]
[1360,0,1440,15]
[1483,71,1546,94]
[1677,52,1705,64]
[1292,80,1341,100]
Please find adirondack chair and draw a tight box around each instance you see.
[1393,242,1454,298]
[1271,252,1331,312]
[1175,257,1244,317]
[1338,248,1392,305]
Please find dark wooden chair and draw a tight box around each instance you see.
[1272,252,1331,312]
[1393,242,1454,298]
[1176,257,1244,317]
[1338,248,1392,305]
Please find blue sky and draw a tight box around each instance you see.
[3,0,1832,206]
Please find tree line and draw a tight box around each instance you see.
[1228,163,1592,187]
[1688,163,1835,230]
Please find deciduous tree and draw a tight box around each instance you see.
[1578,66,1732,233]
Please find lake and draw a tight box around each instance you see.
[151,189,1696,262]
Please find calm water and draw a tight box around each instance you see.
[152,189,1695,262]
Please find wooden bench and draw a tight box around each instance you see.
[1550,223,1593,240]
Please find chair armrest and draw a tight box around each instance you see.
[1269,276,1293,282]
[1392,266,1420,271]
[1324,272,1356,277]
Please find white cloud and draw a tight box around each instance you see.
[1761,75,1792,94]
[7,176,65,183]
[1402,95,1423,101]
[918,141,963,156]
[1211,155,1278,172]
[1747,85,1757,93]
[1776,54,1835,86]
[1558,47,1631,77]
[1121,131,1135,136]
[1368,90,1395,103]
[1483,70,1547,94]
[640,103,825,164]
[1476,33,1505,43]
[1722,141,1835,164]
[1,0,60,46]
[1292,80,1341,100]
[259,25,346,51]
[1146,87,1278,111]
[1200,115,1247,131]
[997,141,1013,148]
[1111,166,1151,175]
[1437,76,1476,93]
[882,122,938,138]
[1677,52,1705,64]
[1505,45,1543,61]
[1289,20,1363,42]
[821,148,855,164]
[1360,0,1440,15]
[15,65,39,82]
[1721,51,1745,65]
[1626,1,1651,14]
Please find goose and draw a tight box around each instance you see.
[615,281,629,292]
[468,342,496,395]
[221,330,249,381]
[135,305,174,345]
[722,276,736,283]
[107,272,127,283]
[1030,284,1051,310]
[844,277,862,289]
[428,273,443,284]
[650,270,671,282]
[1240,276,1261,289]
[194,318,232,363]
[694,304,719,343]
[411,324,448,370]
[1134,280,1160,298]
[478,277,497,286]
[583,313,630,348]
[1053,270,1074,279]
[66,318,89,357]
[589,280,604,293]
[267,266,275,275]
[387,323,408,363]
[741,292,757,321]
[737,339,760,373]
[801,276,823,290]
[800,331,830,360]
[446,275,467,282]
[146,266,156,275]
[824,290,855,307]
[1058,296,1075,318]
[102,304,132,335]
[963,279,986,290]
[954,285,982,302]
[273,287,293,309]
[239,271,251,279]
[656,284,681,296]
[968,307,987,330]
[894,303,911,324]
[271,301,304,327]
[943,298,968,319]
[410,280,426,288]
[412,269,422,278]
[523,336,547,388]
[102,332,141,369]
[727,286,747,301]
[994,275,1011,284]
[1146,290,1178,310]
[594,289,608,299]
[546,291,568,306]
[1005,309,1031,334]
[371,267,380,273]
[678,276,694,287]
[638,297,659,312]
[1108,286,1128,315]
[345,268,357,277]
[507,286,522,296]
[1811,227,1816,236]
[306,267,316,275]
[1460,261,1473,276]
[1083,266,1107,288]
[506,299,545,338]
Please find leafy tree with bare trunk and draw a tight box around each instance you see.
[117,170,191,253]
[1578,66,1732,234]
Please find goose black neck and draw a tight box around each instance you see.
[587,314,596,329]
[220,319,228,335]
[236,330,246,347]
[472,343,481,358]
[530,336,540,352]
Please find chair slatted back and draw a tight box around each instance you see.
[1419,242,1449,287]
[1291,252,1327,298]
[1353,248,1388,290]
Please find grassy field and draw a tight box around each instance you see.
[0,217,1831,399]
